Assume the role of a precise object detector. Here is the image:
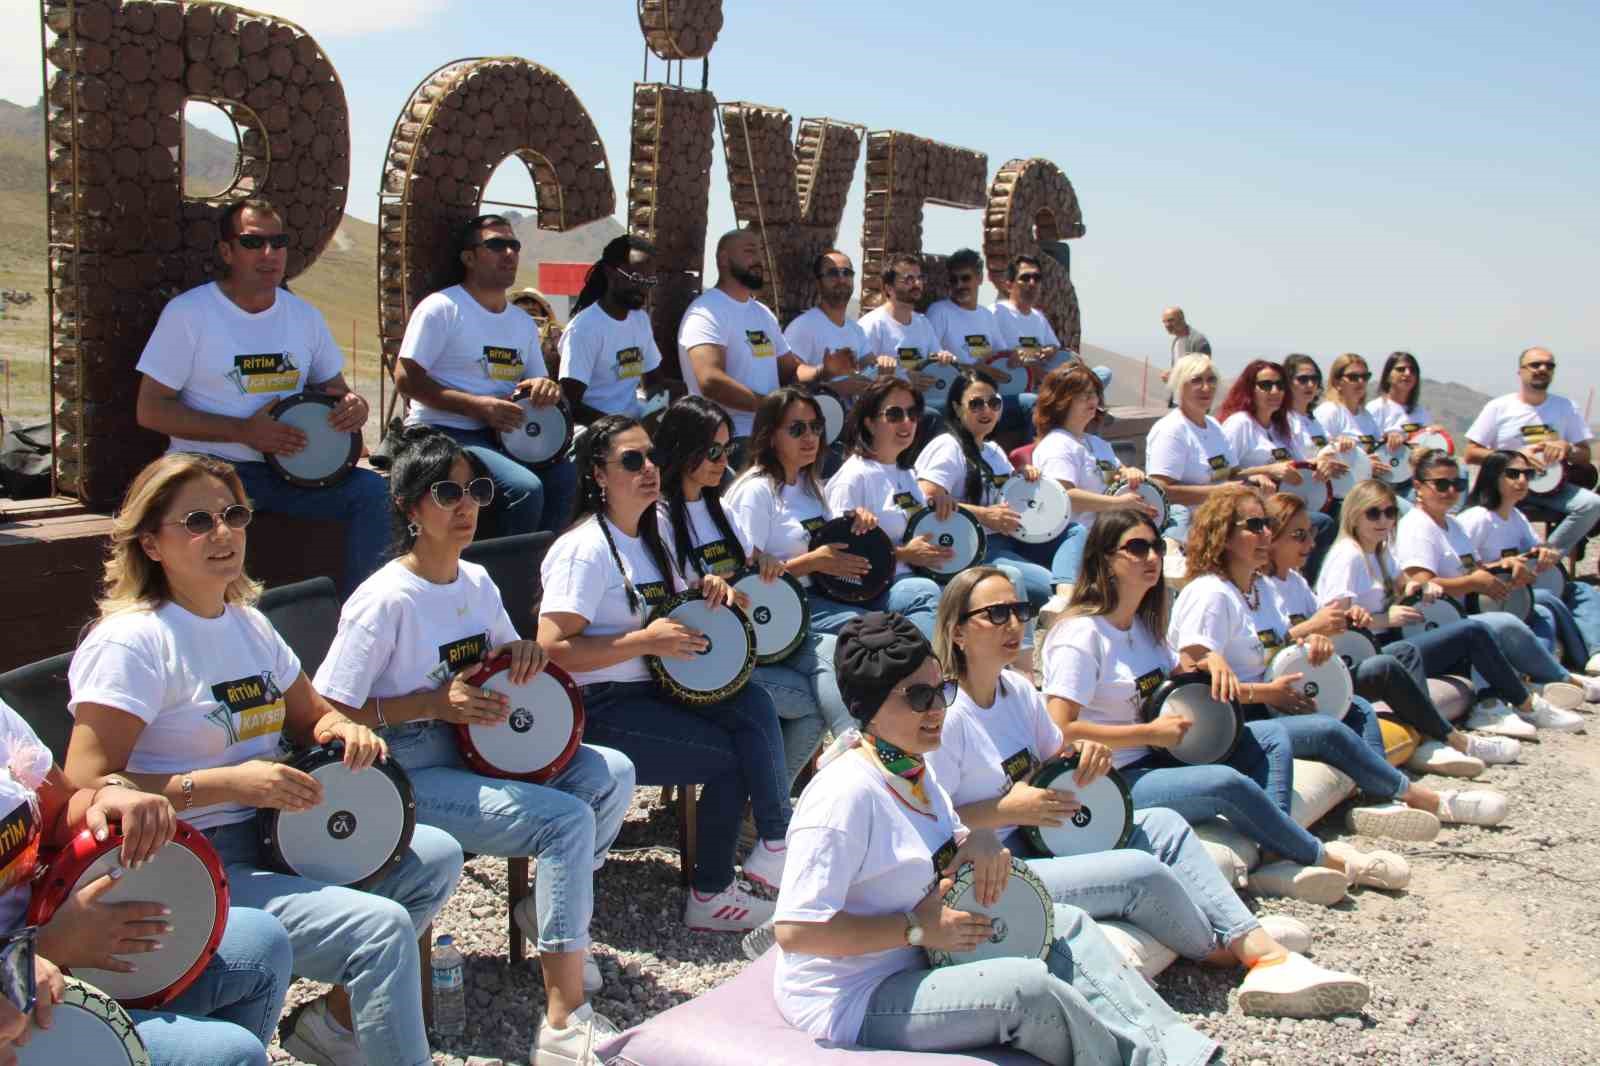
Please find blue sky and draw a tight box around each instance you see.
[6,1,1598,400]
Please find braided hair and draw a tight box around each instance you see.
[655,397,748,579]
[387,426,488,555]
[570,414,678,613]
[943,368,996,505]
[573,234,658,315]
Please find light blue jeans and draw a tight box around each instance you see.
[857,903,1216,1066]
[1464,610,1571,690]
[1011,806,1258,958]
[749,631,850,789]
[384,720,635,953]
[985,537,1055,613]
[808,577,942,640]
[233,461,390,596]
[1524,483,1600,555]
[1562,578,1600,657]
[438,425,579,535]
[1267,698,1408,802]
[1045,521,1090,584]
[129,906,292,1066]
[1528,589,1593,668]
[206,818,464,1066]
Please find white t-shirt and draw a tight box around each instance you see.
[725,472,831,580]
[1266,569,1319,626]
[538,516,683,685]
[1465,392,1593,452]
[774,750,962,1044]
[313,560,519,711]
[400,285,544,431]
[660,497,751,581]
[68,603,301,830]
[0,698,51,933]
[1222,411,1295,468]
[1287,409,1333,461]
[1168,574,1286,683]
[925,300,1002,365]
[825,455,925,576]
[557,303,662,418]
[1457,506,1539,565]
[1393,508,1478,579]
[1042,614,1175,769]
[1366,396,1432,436]
[677,288,788,436]
[859,304,941,371]
[783,307,870,369]
[1314,539,1395,615]
[1034,428,1119,494]
[1314,400,1380,453]
[135,282,344,463]
[925,670,1064,841]
[912,433,1011,505]
[1145,409,1234,484]
[989,300,1061,353]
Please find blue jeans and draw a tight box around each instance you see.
[580,680,789,894]
[206,819,464,1066]
[1523,483,1600,555]
[857,903,1216,1066]
[1563,579,1600,657]
[1386,617,1531,707]
[233,461,390,596]
[129,907,292,1066]
[749,631,849,789]
[808,577,942,640]
[1529,589,1592,668]
[1268,699,1408,802]
[383,720,634,953]
[1121,719,1326,867]
[438,425,579,535]
[1354,642,1454,742]
[986,537,1056,611]
[1464,610,1570,686]
[1044,521,1090,584]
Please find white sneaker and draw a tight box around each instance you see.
[1257,914,1313,955]
[685,879,776,932]
[1437,789,1508,826]
[1405,740,1485,779]
[281,998,368,1066]
[741,838,788,891]
[1345,802,1441,842]
[1246,861,1348,906]
[1464,733,1521,765]
[1238,952,1370,1018]
[740,919,778,960]
[1325,841,1411,890]
[1579,675,1600,703]
[1466,699,1537,738]
[1540,682,1585,710]
[1522,695,1586,733]
[1586,652,1600,675]
[533,1002,620,1066]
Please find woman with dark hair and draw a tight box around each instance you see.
[537,415,790,934]
[558,234,670,422]
[1368,351,1445,440]
[312,427,637,1062]
[1282,354,1353,491]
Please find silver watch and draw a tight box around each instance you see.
[903,910,924,947]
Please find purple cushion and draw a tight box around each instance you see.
[1427,675,1473,723]
[598,949,1041,1065]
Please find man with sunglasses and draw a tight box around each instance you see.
[135,198,388,594]
[783,250,886,398]
[395,214,576,539]
[926,249,1032,435]
[1464,347,1599,556]
[859,254,955,381]
[558,234,670,423]
[990,255,1065,361]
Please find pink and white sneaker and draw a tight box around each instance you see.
[741,838,788,891]
[685,879,775,932]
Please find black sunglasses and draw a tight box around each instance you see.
[961,601,1036,626]
[1254,379,1285,392]
[1362,505,1400,521]
[430,477,495,508]
[1340,371,1372,383]
[892,678,956,713]
[1292,373,1321,385]
[819,267,856,279]
[1422,476,1468,493]
[610,447,664,472]
[1235,516,1272,534]
[1502,467,1533,481]
[965,395,1004,412]
[1117,536,1168,559]
[699,442,728,463]
[235,233,290,250]
[1014,272,1043,284]
[785,419,826,439]
[877,405,915,423]
[475,237,522,253]
[1283,527,1312,542]
[1522,361,1556,372]
[166,504,253,536]
[613,266,658,287]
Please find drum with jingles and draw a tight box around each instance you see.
[903,507,987,581]
[499,396,574,468]
[16,977,150,1066]
[1328,628,1380,674]
[645,589,758,707]
[807,517,894,604]
[1407,429,1456,456]
[730,568,810,664]
[1106,478,1169,530]
[264,393,362,488]
[809,385,846,445]
[257,742,416,889]
[1266,643,1354,718]
[28,822,227,1008]
[1001,474,1072,544]
[457,656,585,783]
[1022,753,1135,859]
[926,857,1055,968]
[914,359,960,399]
[1140,672,1245,766]
[1328,446,1373,498]
[1398,594,1465,640]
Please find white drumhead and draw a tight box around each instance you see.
[472,670,580,774]
[1533,564,1568,598]
[1268,644,1352,718]
[1002,476,1072,543]
[1329,447,1372,498]
[499,398,569,464]
[931,860,1054,966]
[1159,683,1240,765]
[1328,629,1378,673]
[1110,480,1168,529]
[61,842,219,1001]
[990,360,1029,398]
[1528,463,1564,494]
[19,981,148,1065]
[659,600,752,694]
[732,572,806,660]
[917,361,960,397]
[1031,765,1130,856]
[1379,444,1412,483]
[907,510,984,577]
[813,392,845,444]
[1283,465,1328,510]
[273,399,356,483]
[275,762,407,885]
[1409,430,1454,455]
[1400,597,1463,639]
[1478,585,1533,621]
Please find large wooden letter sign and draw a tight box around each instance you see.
[984,157,1085,350]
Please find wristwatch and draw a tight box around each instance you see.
[902,911,924,947]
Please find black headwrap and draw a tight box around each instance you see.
[836,612,933,725]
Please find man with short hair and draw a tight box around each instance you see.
[1160,305,1209,384]
[783,249,890,398]
[925,248,1031,433]
[858,254,953,374]
[1464,347,1600,556]
[558,234,670,423]
[991,255,1065,358]
[135,198,387,594]
[395,213,575,536]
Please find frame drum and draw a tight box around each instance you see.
[16,977,150,1066]
[1328,446,1372,499]
[927,858,1055,968]
[1378,443,1412,483]
[258,742,416,889]
[914,359,960,399]
[499,396,573,468]
[1398,594,1464,640]
[1266,643,1354,718]
[1282,462,1331,511]
[903,507,987,581]
[1107,479,1168,530]
[1407,429,1455,456]
[808,517,894,604]
[645,590,757,706]
[264,393,361,488]
[1533,561,1569,599]
[730,568,810,664]
[458,656,585,783]
[981,358,1030,399]
[1470,584,1534,621]
[1002,474,1072,543]
[1328,628,1380,674]
[810,386,846,445]
[1527,461,1566,494]
[1022,754,1134,859]
[1140,672,1244,766]
[28,822,227,1009]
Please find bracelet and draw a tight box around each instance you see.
[179,774,195,810]
[375,697,388,729]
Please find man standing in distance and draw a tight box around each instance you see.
[783,249,891,399]
[559,235,672,423]
[395,214,574,536]
[135,198,387,594]
[1160,305,1210,384]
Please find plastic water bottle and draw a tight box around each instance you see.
[431,934,466,1036]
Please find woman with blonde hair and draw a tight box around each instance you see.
[63,452,464,1066]
[1146,354,1269,542]
[1312,353,1396,482]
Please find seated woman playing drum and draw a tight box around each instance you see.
[1266,489,1519,774]
[1367,351,1449,498]
[1394,449,1599,730]
[62,453,463,1066]
[0,694,292,1066]
[1312,353,1400,484]
[655,395,850,791]
[311,427,637,1061]
[537,415,790,934]
[1283,354,1356,512]
[771,611,1217,1064]
[927,568,1368,1017]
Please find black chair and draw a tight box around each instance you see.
[462,532,553,640]
[257,576,341,677]
[0,650,74,764]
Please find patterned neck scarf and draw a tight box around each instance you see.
[818,727,937,817]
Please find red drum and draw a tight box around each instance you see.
[28,821,227,1009]
[457,656,585,783]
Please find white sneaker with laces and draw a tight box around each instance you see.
[685,879,776,932]
[1540,682,1585,710]
[1257,914,1313,954]
[1522,695,1585,732]
[1579,675,1600,703]
[1325,841,1411,890]
[1466,699,1537,738]
[280,998,368,1066]
[741,838,787,891]
[1464,733,1521,764]
[1344,801,1440,842]
[533,1002,620,1066]
[1586,652,1600,675]
[1437,789,1508,826]
[1405,740,1484,778]
[1246,861,1348,906]
[1238,952,1370,1018]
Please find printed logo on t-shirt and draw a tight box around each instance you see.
[1499,547,1520,560]
[0,796,39,892]
[893,491,920,513]
[693,538,738,578]
[1288,613,1308,627]
[1458,553,1478,571]
[227,352,300,394]
[206,671,287,745]
[1207,454,1229,482]
[1358,434,1377,453]
[989,472,1010,492]
[636,580,669,608]
[427,633,489,684]
[1519,423,1556,443]
[616,346,644,380]
[931,835,959,880]
[1257,629,1285,655]
[1270,447,1290,461]
[746,330,776,359]
[1017,335,1041,353]
[1133,668,1165,705]
[897,347,922,369]
[480,345,523,382]
[1402,422,1422,434]
[965,334,993,361]
[801,516,827,536]
[1001,747,1035,785]
[1096,459,1119,477]
[1311,434,1329,447]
